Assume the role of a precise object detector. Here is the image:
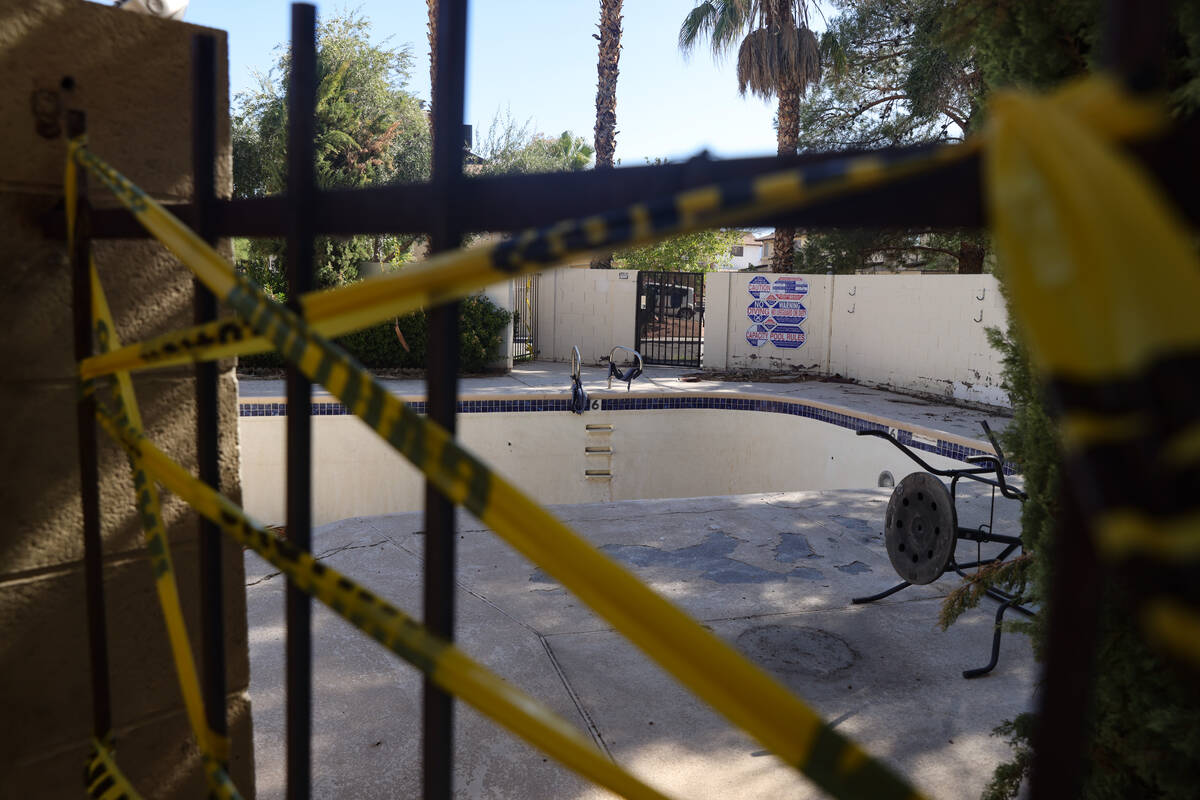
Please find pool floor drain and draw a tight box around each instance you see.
[736,625,857,679]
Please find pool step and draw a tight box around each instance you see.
[584,422,614,481]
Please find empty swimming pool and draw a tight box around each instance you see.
[238,391,1014,526]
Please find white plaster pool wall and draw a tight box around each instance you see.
[534,270,1009,407]
[240,400,972,526]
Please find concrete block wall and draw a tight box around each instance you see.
[827,274,1008,406]
[704,272,833,374]
[0,3,252,797]
[535,267,639,364]
[704,272,1009,407]
[480,276,515,370]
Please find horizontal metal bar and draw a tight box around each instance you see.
[584,446,613,454]
[584,424,614,431]
[955,528,1023,546]
[74,122,1200,241]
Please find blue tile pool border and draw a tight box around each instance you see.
[239,395,1016,475]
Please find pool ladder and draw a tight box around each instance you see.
[584,423,613,480]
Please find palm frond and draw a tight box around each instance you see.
[679,2,719,55]
[679,0,750,58]
[736,23,821,99]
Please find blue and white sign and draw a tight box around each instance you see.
[746,324,770,347]
[747,299,771,323]
[771,277,809,302]
[769,300,807,326]
[768,325,806,348]
[747,275,807,349]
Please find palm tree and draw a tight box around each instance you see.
[594,0,623,169]
[427,0,439,132]
[591,0,623,269]
[680,1,821,272]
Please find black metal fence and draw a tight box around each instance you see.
[513,273,539,362]
[634,270,705,367]
[65,1,1199,798]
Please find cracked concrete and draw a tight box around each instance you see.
[244,538,390,586]
[246,486,1032,799]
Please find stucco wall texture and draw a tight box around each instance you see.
[536,269,1009,408]
[0,3,252,797]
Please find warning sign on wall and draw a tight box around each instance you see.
[768,325,806,348]
[746,324,770,347]
[746,275,807,349]
[769,300,807,326]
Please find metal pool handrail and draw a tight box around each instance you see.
[607,345,643,391]
[569,346,588,414]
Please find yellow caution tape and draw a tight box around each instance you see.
[74,139,923,799]
[68,147,242,799]
[94,406,675,800]
[986,74,1200,664]
[1142,597,1200,670]
[85,738,143,800]
[77,139,972,380]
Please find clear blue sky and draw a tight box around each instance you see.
[176,1,828,165]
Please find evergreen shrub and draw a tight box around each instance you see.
[239,294,511,373]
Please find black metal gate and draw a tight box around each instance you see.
[634,271,705,367]
[513,273,538,362]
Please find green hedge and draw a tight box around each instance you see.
[239,294,511,372]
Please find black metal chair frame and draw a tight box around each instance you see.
[852,423,1037,678]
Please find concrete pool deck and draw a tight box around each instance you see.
[237,360,1011,445]
[245,486,1034,799]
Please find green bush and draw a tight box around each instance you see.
[239,294,511,373]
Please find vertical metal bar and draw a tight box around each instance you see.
[636,272,642,359]
[1029,3,1167,797]
[671,273,677,366]
[191,32,227,754]
[285,5,317,799]
[1029,483,1101,799]
[68,110,112,740]
[424,0,469,796]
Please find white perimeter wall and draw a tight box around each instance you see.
[536,268,640,363]
[537,270,1009,407]
[481,277,515,370]
[241,407,967,526]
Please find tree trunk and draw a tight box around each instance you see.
[593,0,622,169]
[427,0,438,126]
[771,82,801,273]
[590,0,623,269]
[424,0,438,260]
[957,238,985,274]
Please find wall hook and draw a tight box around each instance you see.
[847,304,856,314]
[848,285,857,296]
[974,309,984,323]
[976,288,986,301]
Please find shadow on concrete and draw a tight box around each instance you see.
[246,488,1034,799]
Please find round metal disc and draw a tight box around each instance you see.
[884,472,956,585]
